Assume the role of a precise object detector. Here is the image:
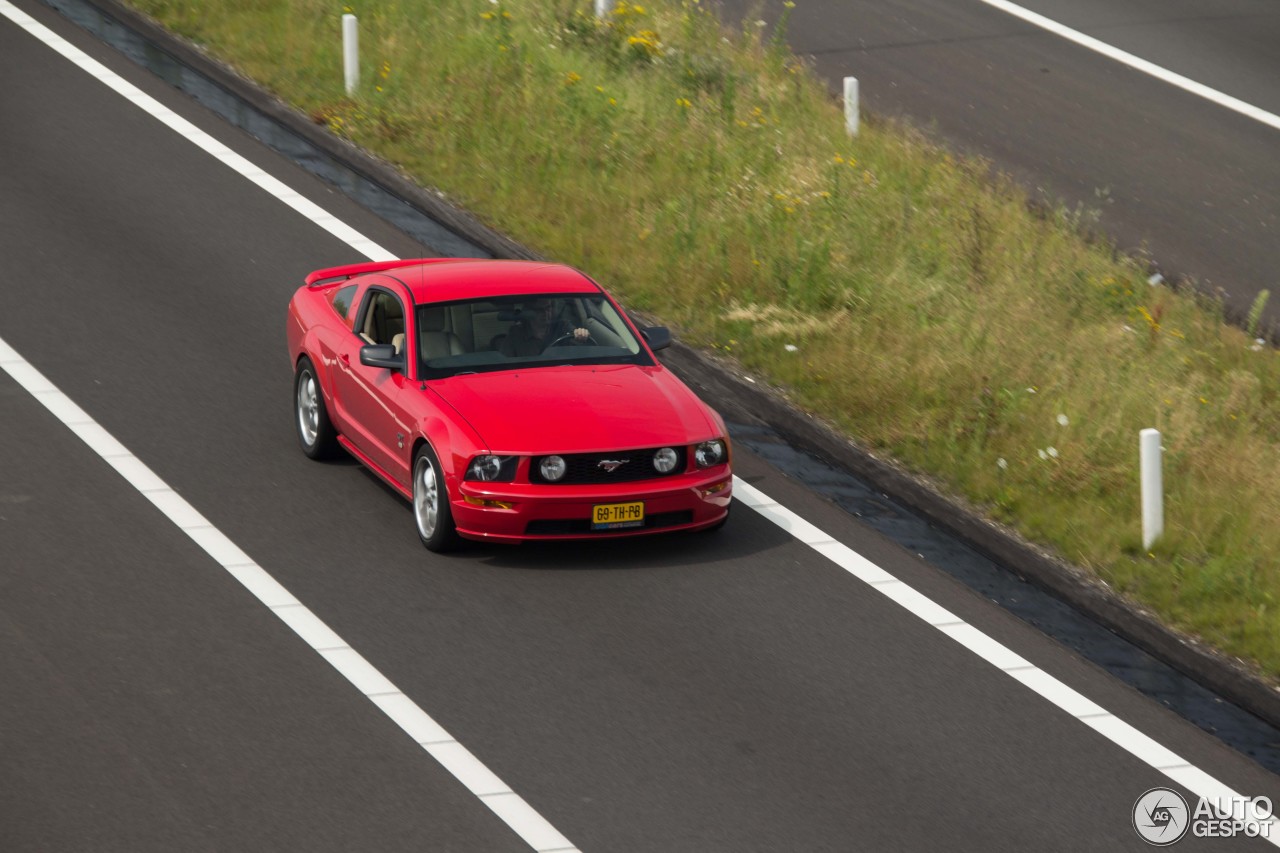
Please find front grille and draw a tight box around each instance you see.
[530,447,687,485]
[525,511,695,536]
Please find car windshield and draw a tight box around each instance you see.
[415,293,654,378]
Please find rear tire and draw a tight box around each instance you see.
[413,443,460,552]
[295,356,339,459]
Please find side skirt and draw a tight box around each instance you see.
[337,436,412,500]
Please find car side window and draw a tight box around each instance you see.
[357,289,407,350]
[331,284,357,321]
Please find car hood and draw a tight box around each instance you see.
[428,364,719,454]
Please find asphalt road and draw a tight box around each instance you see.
[2,0,1278,850]
[716,0,1280,329]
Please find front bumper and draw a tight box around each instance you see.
[452,467,732,543]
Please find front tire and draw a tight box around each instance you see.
[413,444,459,552]
[295,356,338,459]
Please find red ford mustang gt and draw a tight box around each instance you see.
[286,258,732,550]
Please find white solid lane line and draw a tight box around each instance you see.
[730,480,1279,841]
[978,0,1280,132]
[2,0,1276,846]
[0,3,573,852]
[0,339,576,853]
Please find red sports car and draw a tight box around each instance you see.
[286,258,732,550]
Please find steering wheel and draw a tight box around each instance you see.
[548,331,597,348]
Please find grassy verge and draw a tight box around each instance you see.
[127,0,1280,678]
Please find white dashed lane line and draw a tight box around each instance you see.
[979,0,1280,132]
[2,0,1276,847]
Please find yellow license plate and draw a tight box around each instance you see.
[592,501,645,530]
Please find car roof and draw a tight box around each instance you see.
[388,260,603,305]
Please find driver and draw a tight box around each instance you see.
[501,298,589,356]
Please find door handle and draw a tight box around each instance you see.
[340,353,350,364]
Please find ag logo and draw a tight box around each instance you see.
[1134,787,1190,845]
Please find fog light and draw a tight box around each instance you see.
[540,455,566,481]
[653,447,679,473]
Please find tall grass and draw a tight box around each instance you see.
[129,0,1280,678]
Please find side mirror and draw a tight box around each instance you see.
[641,326,672,352]
[360,343,404,370]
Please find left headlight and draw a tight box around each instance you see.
[465,455,518,482]
[694,439,727,468]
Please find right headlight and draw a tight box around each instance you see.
[465,455,518,482]
[694,439,727,468]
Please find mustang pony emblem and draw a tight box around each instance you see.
[597,459,629,473]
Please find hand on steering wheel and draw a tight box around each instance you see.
[548,328,596,347]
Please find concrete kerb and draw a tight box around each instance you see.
[70,0,1280,733]
[663,339,1280,730]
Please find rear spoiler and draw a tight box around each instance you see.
[304,258,461,287]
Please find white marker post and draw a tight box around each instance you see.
[1140,428,1163,550]
[595,0,613,18]
[844,76,859,136]
[342,14,359,96]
